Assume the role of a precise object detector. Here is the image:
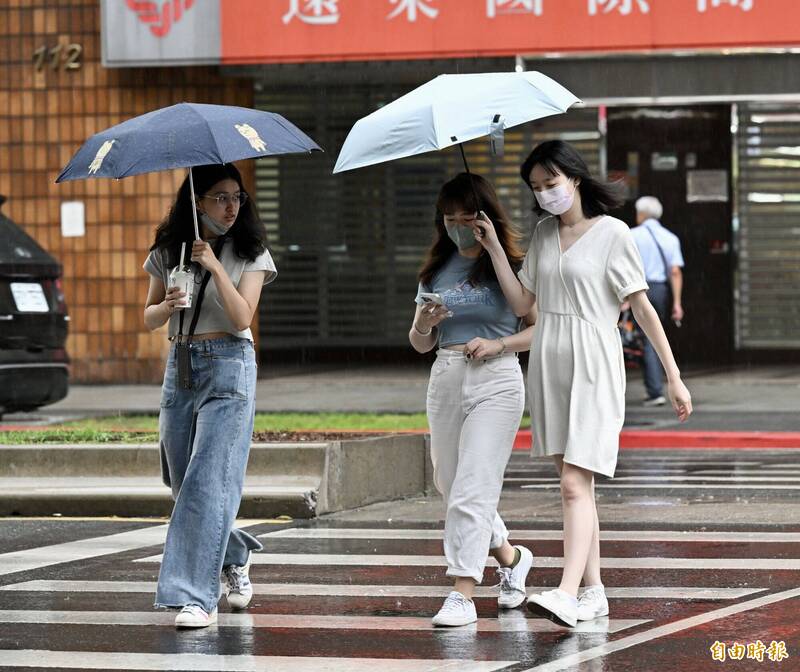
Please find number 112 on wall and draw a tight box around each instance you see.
[33,44,83,72]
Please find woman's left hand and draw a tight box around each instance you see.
[191,240,223,274]
[465,337,504,360]
[667,379,693,422]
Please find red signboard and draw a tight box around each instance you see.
[220,0,800,64]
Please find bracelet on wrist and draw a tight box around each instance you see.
[413,322,433,336]
[497,337,507,354]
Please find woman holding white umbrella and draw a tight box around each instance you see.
[472,140,692,627]
[410,172,536,627]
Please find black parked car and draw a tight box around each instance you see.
[0,195,69,416]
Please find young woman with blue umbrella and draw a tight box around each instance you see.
[58,103,321,628]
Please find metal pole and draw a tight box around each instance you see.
[458,143,483,214]
[188,167,200,240]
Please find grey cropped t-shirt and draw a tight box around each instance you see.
[143,238,277,341]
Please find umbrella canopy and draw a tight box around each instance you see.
[333,71,580,174]
[56,102,322,183]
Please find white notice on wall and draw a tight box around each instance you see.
[61,201,85,237]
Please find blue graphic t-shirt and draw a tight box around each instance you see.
[415,253,522,347]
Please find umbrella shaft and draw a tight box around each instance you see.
[188,167,200,240]
[458,144,482,213]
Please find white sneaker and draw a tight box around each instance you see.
[222,552,253,609]
[175,605,217,628]
[577,584,609,621]
[432,591,477,627]
[526,589,578,627]
[496,545,534,609]
[643,395,667,407]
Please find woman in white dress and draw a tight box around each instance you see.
[472,140,692,627]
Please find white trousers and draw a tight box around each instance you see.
[426,348,525,583]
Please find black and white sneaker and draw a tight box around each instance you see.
[222,552,253,610]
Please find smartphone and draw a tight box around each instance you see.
[419,292,444,305]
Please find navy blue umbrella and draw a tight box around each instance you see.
[57,102,323,238]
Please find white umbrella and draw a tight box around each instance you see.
[333,71,580,174]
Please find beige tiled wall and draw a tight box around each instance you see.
[0,0,255,383]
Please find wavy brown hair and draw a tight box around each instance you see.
[419,173,524,289]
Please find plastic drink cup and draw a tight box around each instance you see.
[169,265,194,309]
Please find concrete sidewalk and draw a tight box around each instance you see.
[5,362,798,433]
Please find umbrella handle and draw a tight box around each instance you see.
[458,144,482,215]
[188,167,201,240]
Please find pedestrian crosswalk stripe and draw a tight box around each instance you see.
[0,610,649,633]
[519,586,800,672]
[259,528,800,543]
[0,524,169,577]
[133,553,800,570]
[0,580,766,601]
[0,651,518,672]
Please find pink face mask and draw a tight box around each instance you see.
[534,181,575,216]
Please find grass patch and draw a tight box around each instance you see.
[0,412,531,444]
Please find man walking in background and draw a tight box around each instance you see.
[631,196,685,407]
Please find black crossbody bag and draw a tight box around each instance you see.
[175,237,226,389]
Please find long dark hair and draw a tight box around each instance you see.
[520,140,624,218]
[150,163,267,269]
[419,173,524,288]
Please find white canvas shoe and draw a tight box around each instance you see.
[496,545,534,609]
[222,552,253,609]
[431,591,478,627]
[577,585,609,621]
[174,605,217,628]
[526,589,578,627]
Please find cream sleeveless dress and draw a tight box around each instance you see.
[518,215,648,477]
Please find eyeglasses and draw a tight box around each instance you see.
[201,192,248,207]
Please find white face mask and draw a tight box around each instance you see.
[199,211,231,237]
[534,182,575,216]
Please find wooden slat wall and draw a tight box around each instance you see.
[0,1,254,382]
[736,104,800,348]
[255,85,599,349]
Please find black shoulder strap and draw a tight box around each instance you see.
[645,225,670,279]
[178,237,226,340]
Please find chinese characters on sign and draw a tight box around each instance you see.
[698,0,754,10]
[283,0,340,25]
[387,0,439,21]
[487,0,544,18]
[280,0,761,27]
[588,0,650,15]
[710,640,789,663]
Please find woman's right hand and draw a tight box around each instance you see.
[164,286,186,314]
[472,210,502,253]
[415,303,452,332]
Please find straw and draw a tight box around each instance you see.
[179,241,186,268]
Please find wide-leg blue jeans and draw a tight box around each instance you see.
[154,336,262,613]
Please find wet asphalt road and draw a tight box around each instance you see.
[0,448,798,671]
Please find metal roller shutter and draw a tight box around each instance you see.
[736,104,800,349]
[254,84,599,349]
